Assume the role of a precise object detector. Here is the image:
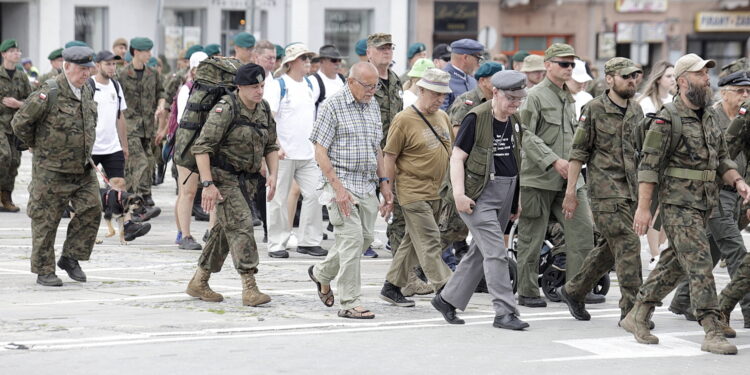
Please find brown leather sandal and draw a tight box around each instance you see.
[308,265,334,307]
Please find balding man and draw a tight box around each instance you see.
[308,62,393,319]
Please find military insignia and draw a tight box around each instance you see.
[256,74,264,83]
[579,115,586,122]
[215,107,223,113]
[655,119,665,124]
[515,123,520,132]
[740,107,747,115]
[38,93,47,100]
[464,99,474,106]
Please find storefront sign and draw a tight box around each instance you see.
[615,0,667,13]
[695,11,750,32]
[615,22,666,43]
[434,1,478,33]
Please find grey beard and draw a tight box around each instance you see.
[686,81,713,108]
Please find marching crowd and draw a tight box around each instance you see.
[2,30,750,356]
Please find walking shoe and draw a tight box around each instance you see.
[700,315,737,355]
[0,191,20,212]
[132,206,161,222]
[124,221,151,241]
[584,292,605,304]
[518,295,547,308]
[363,247,378,258]
[192,203,209,221]
[143,194,155,207]
[202,229,210,243]
[431,293,464,324]
[36,273,63,287]
[296,246,328,257]
[240,273,271,306]
[379,281,415,307]
[620,301,659,344]
[648,255,660,271]
[717,312,737,338]
[268,250,289,258]
[669,304,697,321]
[179,236,202,250]
[175,231,183,244]
[558,286,590,321]
[185,268,224,302]
[57,256,86,282]
[493,314,529,330]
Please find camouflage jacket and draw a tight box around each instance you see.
[713,101,746,179]
[192,94,279,179]
[519,77,583,191]
[570,91,642,203]
[374,69,403,147]
[447,87,488,128]
[117,64,165,138]
[0,67,32,134]
[638,96,736,211]
[11,73,97,174]
[163,67,187,105]
[36,68,62,88]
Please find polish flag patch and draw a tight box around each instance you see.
[38,93,47,100]
[215,107,223,113]
[464,99,474,106]
[655,119,665,124]
[579,115,586,122]
[740,107,747,115]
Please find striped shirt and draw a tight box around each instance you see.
[309,85,383,195]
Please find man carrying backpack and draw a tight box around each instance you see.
[557,57,644,323]
[311,44,345,111]
[625,53,749,355]
[185,63,279,307]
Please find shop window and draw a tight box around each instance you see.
[222,10,247,56]
[75,7,108,52]
[163,9,205,61]
[518,37,546,51]
[501,35,572,56]
[324,9,373,65]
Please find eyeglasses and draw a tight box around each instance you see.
[503,93,525,103]
[728,88,750,95]
[376,45,395,52]
[329,58,341,63]
[353,78,381,91]
[620,72,640,80]
[471,54,485,63]
[549,60,576,69]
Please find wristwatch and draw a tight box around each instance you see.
[201,180,214,188]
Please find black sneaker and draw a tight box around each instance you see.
[124,221,151,241]
[132,206,161,223]
[57,256,86,282]
[268,249,289,258]
[296,246,328,256]
[379,281,415,307]
[558,286,590,321]
[493,314,529,330]
[37,273,63,287]
[431,293,464,324]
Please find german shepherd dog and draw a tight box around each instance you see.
[96,188,149,244]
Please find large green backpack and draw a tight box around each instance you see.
[173,57,243,172]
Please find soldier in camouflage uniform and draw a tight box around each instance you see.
[366,33,404,255]
[185,63,279,307]
[11,46,101,287]
[118,37,166,207]
[624,54,747,355]
[0,39,32,212]
[36,48,64,86]
[557,58,644,321]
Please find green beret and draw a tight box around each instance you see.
[407,42,426,59]
[233,32,256,48]
[184,45,204,59]
[47,48,64,60]
[512,50,529,62]
[147,56,159,67]
[355,39,367,56]
[275,44,284,59]
[65,40,88,48]
[474,62,504,79]
[130,37,154,51]
[0,39,18,52]
[204,44,221,56]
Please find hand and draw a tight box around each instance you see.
[154,130,166,146]
[552,159,569,179]
[201,184,223,212]
[154,106,166,121]
[562,191,578,219]
[260,162,267,178]
[736,180,750,205]
[278,147,287,160]
[379,183,393,218]
[454,194,476,214]
[333,183,356,217]
[1,97,22,109]
[633,207,652,236]
[265,174,277,201]
[510,206,522,222]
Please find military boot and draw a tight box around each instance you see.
[718,310,736,338]
[401,268,433,297]
[0,191,20,212]
[185,268,224,302]
[700,315,738,355]
[620,301,659,344]
[241,273,271,306]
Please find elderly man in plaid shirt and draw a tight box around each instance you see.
[307,62,393,319]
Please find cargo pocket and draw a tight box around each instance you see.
[540,110,562,145]
[520,187,542,218]
[590,199,618,213]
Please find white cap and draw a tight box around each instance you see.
[190,51,208,69]
[571,59,592,83]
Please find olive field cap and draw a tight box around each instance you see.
[520,55,545,72]
[367,33,393,48]
[604,57,642,76]
[674,53,716,77]
[544,43,578,61]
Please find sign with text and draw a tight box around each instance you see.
[615,0,667,13]
[434,1,478,33]
[695,12,750,32]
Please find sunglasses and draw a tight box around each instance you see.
[329,58,341,63]
[620,72,640,80]
[299,55,311,62]
[549,60,576,69]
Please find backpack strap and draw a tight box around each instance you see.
[41,79,59,124]
[87,77,123,118]
[276,77,286,102]
[662,102,683,157]
[313,73,326,107]
[304,76,313,91]
[337,73,346,83]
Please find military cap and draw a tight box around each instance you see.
[94,50,121,63]
[318,44,342,59]
[112,38,128,49]
[65,40,88,48]
[474,62,504,79]
[604,57,641,76]
[62,46,95,67]
[512,50,530,63]
[407,42,427,59]
[184,45,204,60]
[235,63,266,86]
[146,56,159,67]
[367,33,393,48]
[124,52,133,63]
[433,43,451,61]
[233,32,256,48]
[491,70,527,98]
[718,70,750,87]
[204,43,221,56]
[416,68,452,94]
[720,58,748,78]
[674,53,716,77]
[520,54,545,72]
[544,43,578,61]
[47,48,64,61]
[130,37,153,51]
[355,39,368,56]
[450,39,483,56]
[407,58,435,78]
[0,39,18,52]
[275,44,284,59]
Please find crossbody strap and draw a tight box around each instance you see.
[410,105,449,154]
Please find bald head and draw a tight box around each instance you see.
[349,61,377,80]
[348,62,379,103]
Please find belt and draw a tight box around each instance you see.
[721,185,738,193]
[664,167,716,182]
[210,156,261,199]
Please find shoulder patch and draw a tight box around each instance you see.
[215,107,223,113]
[740,107,747,115]
[579,115,586,122]
[464,99,474,106]
[655,119,665,124]
[38,92,47,100]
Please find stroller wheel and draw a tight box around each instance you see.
[592,273,610,296]
[508,257,518,294]
[541,266,565,302]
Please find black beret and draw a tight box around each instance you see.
[234,63,266,86]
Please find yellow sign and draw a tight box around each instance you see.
[696,12,750,32]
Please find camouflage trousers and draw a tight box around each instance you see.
[438,196,469,251]
[0,132,21,192]
[27,165,101,275]
[565,198,642,315]
[719,252,750,314]
[516,186,594,297]
[198,170,259,274]
[125,136,154,196]
[670,189,750,318]
[386,190,405,255]
[636,204,719,320]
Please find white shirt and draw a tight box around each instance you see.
[311,72,345,108]
[92,79,128,155]
[638,95,672,116]
[263,74,316,160]
[402,90,418,108]
[573,90,593,119]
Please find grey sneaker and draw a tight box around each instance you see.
[179,236,203,250]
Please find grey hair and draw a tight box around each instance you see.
[349,61,377,79]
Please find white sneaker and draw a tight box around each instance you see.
[648,255,660,271]
[288,233,298,248]
[371,238,384,249]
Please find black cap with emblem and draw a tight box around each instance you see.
[63,46,96,67]
[234,63,266,86]
[718,70,750,87]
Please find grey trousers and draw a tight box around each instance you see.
[442,176,520,316]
